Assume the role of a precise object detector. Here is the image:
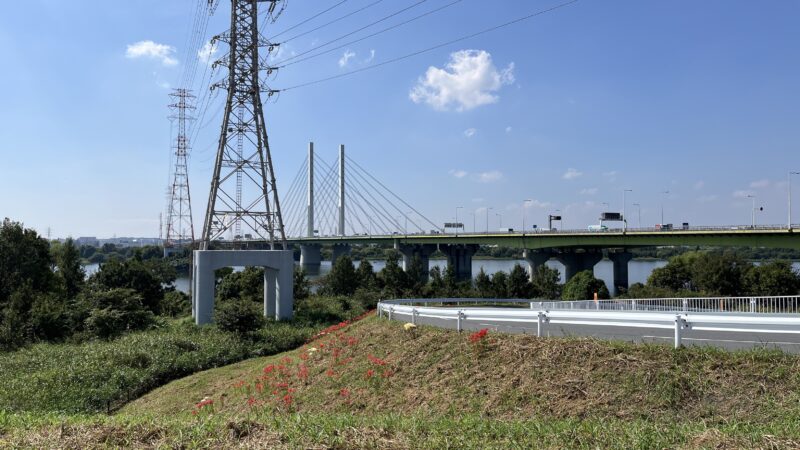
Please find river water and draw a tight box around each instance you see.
[83,260,800,297]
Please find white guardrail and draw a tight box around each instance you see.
[377,296,800,349]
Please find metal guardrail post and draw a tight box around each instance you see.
[682,299,688,313]
[674,314,685,349]
[537,311,547,337]
[632,300,637,311]
[388,307,393,322]
[750,298,756,313]
[412,308,418,325]
[457,310,463,332]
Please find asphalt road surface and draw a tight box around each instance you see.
[389,311,800,354]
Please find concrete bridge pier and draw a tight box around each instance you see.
[331,243,351,266]
[557,249,604,281]
[398,244,437,280]
[523,249,554,282]
[300,243,322,275]
[192,250,294,325]
[441,244,479,281]
[608,250,633,295]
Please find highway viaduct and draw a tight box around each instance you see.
[287,227,800,293]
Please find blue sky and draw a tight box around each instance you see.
[1,0,799,238]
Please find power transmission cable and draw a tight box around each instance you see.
[277,0,463,69]
[275,0,429,64]
[279,0,387,45]
[269,0,350,40]
[281,0,579,91]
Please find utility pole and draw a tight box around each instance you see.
[747,194,756,228]
[790,171,799,229]
[660,190,670,225]
[623,189,632,231]
[523,199,532,234]
[201,0,286,249]
[165,88,196,250]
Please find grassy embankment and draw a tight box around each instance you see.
[3,315,800,448]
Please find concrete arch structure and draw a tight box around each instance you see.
[192,250,294,325]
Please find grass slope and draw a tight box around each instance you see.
[5,315,800,448]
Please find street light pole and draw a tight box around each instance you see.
[623,189,633,231]
[523,199,532,234]
[790,171,799,229]
[486,207,492,234]
[660,190,670,225]
[747,194,755,228]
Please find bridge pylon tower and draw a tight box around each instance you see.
[201,0,286,249]
[165,88,196,252]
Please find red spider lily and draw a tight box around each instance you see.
[247,396,256,407]
[233,380,246,389]
[282,394,293,407]
[381,369,394,378]
[346,337,358,346]
[263,365,276,375]
[325,368,336,378]
[281,356,293,365]
[367,354,387,366]
[191,410,198,416]
[469,328,489,343]
[297,364,309,381]
[299,353,309,361]
[255,382,263,393]
[340,388,350,397]
[337,357,353,366]
[365,369,375,379]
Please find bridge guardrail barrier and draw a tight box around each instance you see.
[378,297,800,349]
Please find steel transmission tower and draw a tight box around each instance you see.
[201,0,286,249]
[165,88,196,249]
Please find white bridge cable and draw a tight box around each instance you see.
[277,0,388,45]
[277,0,464,69]
[280,158,310,236]
[346,157,440,232]
[315,156,345,235]
[274,0,429,65]
[343,163,408,233]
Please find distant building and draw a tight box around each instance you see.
[75,236,99,247]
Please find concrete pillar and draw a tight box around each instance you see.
[276,263,293,320]
[307,142,314,238]
[264,269,277,318]
[441,244,479,281]
[300,243,322,275]
[557,250,604,282]
[398,244,437,280]
[194,253,216,325]
[523,249,553,282]
[338,144,345,236]
[608,251,633,295]
[331,243,351,266]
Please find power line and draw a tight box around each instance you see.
[269,0,350,40]
[281,0,579,91]
[279,0,387,44]
[277,0,464,69]
[276,0,428,64]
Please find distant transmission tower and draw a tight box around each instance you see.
[201,0,286,249]
[165,88,196,250]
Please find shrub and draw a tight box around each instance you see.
[214,299,266,335]
[81,288,156,339]
[161,290,191,318]
[562,270,610,300]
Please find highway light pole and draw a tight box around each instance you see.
[790,171,799,229]
[660,191,670,225]
[747,195,756,228]
[623,189,633,231]
[632,203,641,228]
[486,207,492,234]
[523,199,532,234]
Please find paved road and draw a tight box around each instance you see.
[389,311,800,354]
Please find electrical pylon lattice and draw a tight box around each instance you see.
[165,88,196,248]
[201,0,286,249]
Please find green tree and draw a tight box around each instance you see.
[744,260,800,296]
[356,258,377,290]
[474,267,492,298]
[443,264,458,294]
[507,263,532,298]
[428,266,445,296]
[294,267,311,300]
[692,252,749,296]
[324,255,359,296]
[491,271,509,298]
[54,238,85,298]
[379,252,408,297]
[160,290,191,317]
[0,219,55,305]
[562,270,610,300]
[79,288,156,339]
[406,255,426,295]
[214,299,265,335]
[531,265,561,299]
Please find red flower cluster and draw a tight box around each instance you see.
[469,328,489,343]
[367,354,387,366]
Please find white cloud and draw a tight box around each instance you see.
[528,199,551,208]
[750,179,770,189]
[463,128,477,138]
[693,181,705,190]
[579,187,598,196]
[477,170,503,183]
[198,41,219,65]
[602,171,618,182]
[338,49,356,68]
[733,190,754,199]
[126,40,178,66]
[364,49,375,63]
[409,49,514,112]
[505,126,512,133]
[697,195,718,203]
[562,168,583,180]
[448,169,468,179]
